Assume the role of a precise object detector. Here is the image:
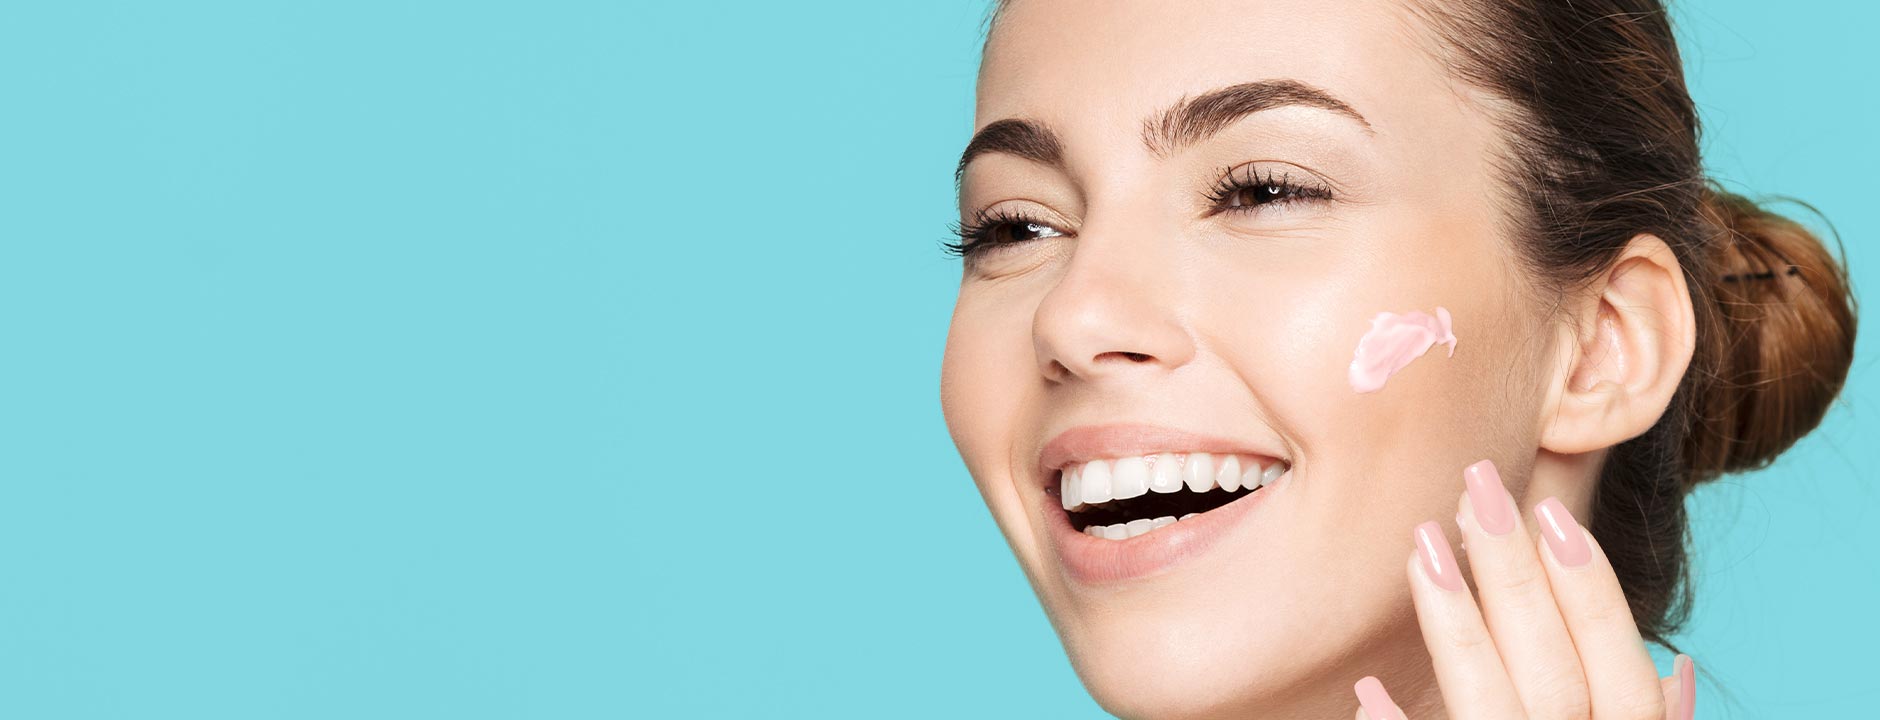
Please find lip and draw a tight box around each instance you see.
[1044,466,1289,585]
[1034,423,1291,585]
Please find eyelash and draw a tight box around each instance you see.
[942,165,1333,259]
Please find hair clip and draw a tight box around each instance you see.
[1721,265,1801,283]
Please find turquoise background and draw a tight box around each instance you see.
[0,1,1870,717]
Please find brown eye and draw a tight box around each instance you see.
[945,209,1069,259]
[1204,166,1333,218]
[985,221,1064,245]
[1227,184,1294,208]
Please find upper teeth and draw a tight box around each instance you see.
[1059,452,1288,512]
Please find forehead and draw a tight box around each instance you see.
[975,0,1465,151]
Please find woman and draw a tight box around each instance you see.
[938,0,1857,718]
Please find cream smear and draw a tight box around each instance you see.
[1348,307,1457,393]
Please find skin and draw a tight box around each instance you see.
[938,1,1700,718]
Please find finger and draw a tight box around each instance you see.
[1406,524,1527,720]
[1353,676,1408,720]
[1533,497,1668,719]
[1659,654,1696,720]
[1455,460,1589,718]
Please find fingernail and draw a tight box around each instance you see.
[1413,521,1464,591]
[1353,676,1404,720]
[1463,459,1515,535]
[1675,654,1696,720]
[1534,497,1592,567]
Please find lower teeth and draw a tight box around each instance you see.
[1081,513,1202,540]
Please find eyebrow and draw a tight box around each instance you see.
[954,79,1371,186]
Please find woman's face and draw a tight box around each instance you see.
[940,0,1561,716]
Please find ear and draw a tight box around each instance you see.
[1539,234,1698,455]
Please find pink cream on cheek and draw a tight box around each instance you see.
[1347,307,1458,393]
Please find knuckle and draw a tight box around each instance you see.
[1579,595,1639,628]
[1481,552,1550,597]
[1438,616,1494,654]
[1611,683,1668,720]
[1524,675,1592,720]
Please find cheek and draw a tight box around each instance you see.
[939,288,1049,542]
[1199,224,1540,528]
[940,289,1033,446]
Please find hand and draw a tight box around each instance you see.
[1352,459,1696,720]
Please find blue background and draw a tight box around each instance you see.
[0,1,1871,717]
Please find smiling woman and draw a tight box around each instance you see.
[937,0,1856,719]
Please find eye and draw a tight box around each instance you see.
[942,206,1068,259]
[1203,164,1334,216]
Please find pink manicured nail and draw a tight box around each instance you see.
[1675,654,1696,720]
[1463,459,1515,535]
[1353,676,1403,720]
[1413,521,1464,591]
[1534,497,1592,567]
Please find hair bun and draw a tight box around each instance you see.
[1685,182,1858,484]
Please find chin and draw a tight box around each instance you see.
[1034,511,1345,719]
[1060,614,1320,720]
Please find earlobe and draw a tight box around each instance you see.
[1540,234,1698,455]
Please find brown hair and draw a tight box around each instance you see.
[1401,0,1857,647]
[983,0,1859,646]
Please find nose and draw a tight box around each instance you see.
[1032,224,1196,384]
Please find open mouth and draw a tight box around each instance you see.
[1054,452,1289,540]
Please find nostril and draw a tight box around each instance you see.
[1119,352,1152,362]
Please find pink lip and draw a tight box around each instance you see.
[1034,423,1290,584]
[1042,467,1289,585]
